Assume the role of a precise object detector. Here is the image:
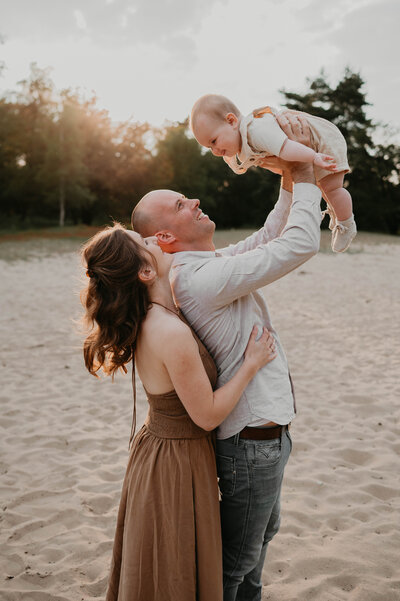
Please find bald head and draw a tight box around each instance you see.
[131,190,172,237]
[131,189,215,253]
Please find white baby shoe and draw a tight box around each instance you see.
[332,215,357,252]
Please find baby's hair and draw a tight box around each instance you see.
[190,94,241,133]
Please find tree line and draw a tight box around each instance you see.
[0,65,399,233]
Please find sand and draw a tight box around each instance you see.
[0,231,399,601]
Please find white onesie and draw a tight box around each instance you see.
[224,106,350,182]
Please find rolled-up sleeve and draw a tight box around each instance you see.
[188,183,321,308]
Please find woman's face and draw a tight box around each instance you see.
[128,231,173,276]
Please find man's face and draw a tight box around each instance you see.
[142,190,216,252]
[194,114,241,158]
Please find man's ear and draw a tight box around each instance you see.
[138,265,156,283]
[226,112,239,127]
[155,231,176,253]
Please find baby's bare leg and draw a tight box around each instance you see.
[319,172,352,221]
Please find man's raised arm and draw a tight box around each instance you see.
[219,168,293,257]
[220,114,312,256]
[186,163,322,308]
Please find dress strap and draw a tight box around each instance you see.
[150,301,180,316]
[128,353,137,450]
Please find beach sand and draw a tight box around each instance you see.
[0,231,399,601]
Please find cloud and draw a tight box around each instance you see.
[0,0,225,46]
[314,0,400,127]
[294,0,378,34]
[0,1,75,40]
[0,0,398,135]
[162,34,198,69]
[325,0,400,68]
[73,10,88,32]
[0,0,229,72]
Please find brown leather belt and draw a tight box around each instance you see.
[239,424,289,440]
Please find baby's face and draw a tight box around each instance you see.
[194,113,241,158]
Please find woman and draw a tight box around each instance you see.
[81,223,277,601]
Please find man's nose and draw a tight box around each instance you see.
[212,148,221,156]
[191,198,200,209]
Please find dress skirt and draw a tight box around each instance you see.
[106,392,223,601]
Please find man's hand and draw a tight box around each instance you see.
[257,156,287,175]
[258,156,293,193]
[277,112,316,186]
[276,111,312,148]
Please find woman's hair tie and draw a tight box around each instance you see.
[86,268,96,279]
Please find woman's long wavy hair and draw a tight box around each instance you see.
[81,223,155,377]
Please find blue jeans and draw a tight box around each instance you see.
[216,427,292,601]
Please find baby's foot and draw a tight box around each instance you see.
[332,215,357,252]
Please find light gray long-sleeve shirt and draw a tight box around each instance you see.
[170,183,322,439]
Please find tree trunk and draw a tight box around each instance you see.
[59,175,65,227]
[59,123,65,227]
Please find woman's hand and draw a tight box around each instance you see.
[244,326,277,373]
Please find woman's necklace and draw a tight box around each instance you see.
[150,301,180,316]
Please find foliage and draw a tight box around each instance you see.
[0,65,398,233]
[281,68,400,233]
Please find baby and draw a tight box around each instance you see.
[190,94,357,252]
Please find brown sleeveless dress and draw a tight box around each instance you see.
[105,317,223,601]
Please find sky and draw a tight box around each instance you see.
[1,0,399,141]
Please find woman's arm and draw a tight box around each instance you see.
[162,322,276,431]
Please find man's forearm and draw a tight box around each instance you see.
[291,163,316,186]
[265,164,314,239]
[219,177,292,256]
[218,165,314,258]
[281,169,293,194]
[191,183,322,309]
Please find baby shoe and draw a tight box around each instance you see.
[332,215,357,252]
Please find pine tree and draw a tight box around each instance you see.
[281,68,400,233]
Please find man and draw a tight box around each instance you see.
[132,115,322,601]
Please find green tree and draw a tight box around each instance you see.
[0,99,25,223]
[109,120,154,219]
[152,121,209,195]
[280,68,400,233]
[147,120,279,228]
[0,64,56,225]
[38,91,96,226]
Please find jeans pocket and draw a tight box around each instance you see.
[216,454,236,497]
[255,440,282,467]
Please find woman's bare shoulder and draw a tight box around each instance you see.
[142,309,193,348]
